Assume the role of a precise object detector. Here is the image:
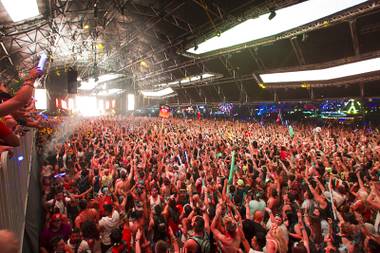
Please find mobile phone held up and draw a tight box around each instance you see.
[37,53,48,72]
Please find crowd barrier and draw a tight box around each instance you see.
[0,129,37,253]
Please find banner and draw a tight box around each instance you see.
[159,105,171,118]
[288,125,294,138]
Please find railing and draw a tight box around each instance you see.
[0,129,36,252]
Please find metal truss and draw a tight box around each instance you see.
[133,2,380,87]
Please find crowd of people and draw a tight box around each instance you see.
[37,116,380,253]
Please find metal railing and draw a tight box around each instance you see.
[0,129,36,251]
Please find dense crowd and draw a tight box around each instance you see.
[38,117,380,253]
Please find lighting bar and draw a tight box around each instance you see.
[155,73,217,88]
[79,73,124,90]
[260,57,380,83]
[34,89,47,110]
[97,73,124,83]
[76,96,99,117]
[79,78,97,90]
[187,0,368,54]
[127,94,135,111]
[1,0,40,22]
[141,88,175,97]
[96,89,123,96]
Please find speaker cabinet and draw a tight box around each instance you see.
[67,68,78,94]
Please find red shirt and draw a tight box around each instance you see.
[280,150,288,161]
[0,121,12,138]
[122,227,132,251]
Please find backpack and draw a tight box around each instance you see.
[190,233,210,253]
[110,241,128,253]
[77,175,90,193]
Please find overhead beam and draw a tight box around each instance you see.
[290,37,306,65]
[0,42,14,66]
[81,0,185,76]
[349,19,360,56]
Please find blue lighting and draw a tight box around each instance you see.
[18,156,24,161]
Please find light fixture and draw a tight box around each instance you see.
[1,0,40,22]
[96,43,104,51]
[258,83,266,89]
[76,96,99,116]
[95,89,123,96]
[78,73,124,90]
[268,9,276,20]
[140,61,149,68]
[68,98,75,110]
[302,33,308,42]
[35,89,47,110]
[79,78,97,90]
[141,88,175,97]
[127,94,135,111]
[154,73,217,88]
[186,0,368,54]
[260,57,380,83]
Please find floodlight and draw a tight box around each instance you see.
[34,89,47,110]
[1,0,39,22]
[260,57,380,83]
[78,73,123,90]
[127,94,135,111]
[76,96,99,116]
[141,88,175,97]
[187,0,368,54]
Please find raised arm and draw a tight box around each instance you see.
[211,204,232,246]
[0,72,38,117]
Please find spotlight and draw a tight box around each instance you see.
[18,156,24,161]
[258,83,266,89]
[268,9,276,20]
[302,33,308,42]
[96,43,104,50]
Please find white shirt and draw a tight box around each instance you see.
[249,249,263,253]
[99,210,120,245]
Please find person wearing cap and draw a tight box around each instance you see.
[40,213,72,253]
[102,169,113,191]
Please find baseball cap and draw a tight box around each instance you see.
[51,213,62,221]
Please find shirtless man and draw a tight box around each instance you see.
[115,165,134,200]
[211,203,242,253]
